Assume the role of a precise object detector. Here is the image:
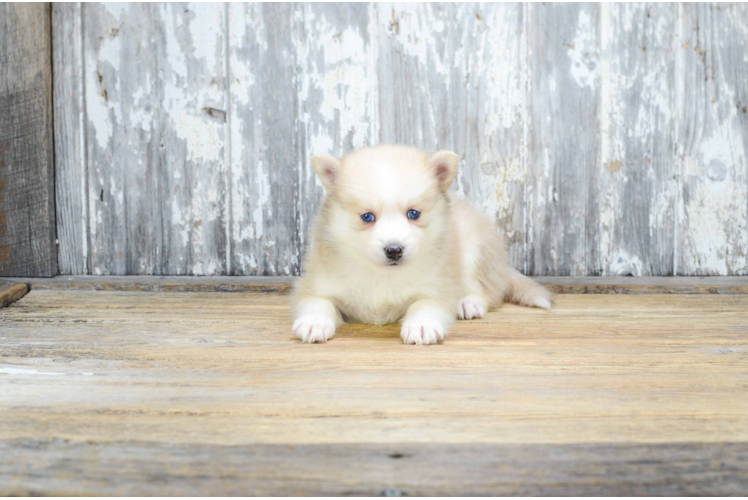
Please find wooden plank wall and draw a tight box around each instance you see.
[53,3,748,277]
[0,3,57,277]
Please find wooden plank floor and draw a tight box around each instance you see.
[1,289,748,495]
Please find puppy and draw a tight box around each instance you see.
[292,144,552,345]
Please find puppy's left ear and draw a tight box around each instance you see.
[431,150,460,192]
[311,155,342,192]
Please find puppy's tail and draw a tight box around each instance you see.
[505,269,553,309]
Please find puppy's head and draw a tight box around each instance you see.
[312,145,459,268]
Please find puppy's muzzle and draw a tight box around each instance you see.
[384,245,404,263]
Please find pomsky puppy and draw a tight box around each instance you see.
[292,144,552,345]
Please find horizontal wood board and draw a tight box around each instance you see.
[1,290,747,494]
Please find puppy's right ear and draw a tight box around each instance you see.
[312,155,342,192]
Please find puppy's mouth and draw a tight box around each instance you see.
[386,259,409,267]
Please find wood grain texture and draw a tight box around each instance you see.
[526,3,599,276]
[678,3,748,275]
[229,3,299,276]
[83,3,155,275]
[376,4,527,267]
[82,3,229,276]
[53,3,748,277]
[295,3,378,257]
[3,440,747,496]
[0,281,27,307]
[597,3,678,276]
[53,3,88,276]
[0,291,747,494]
[0,3,57,277]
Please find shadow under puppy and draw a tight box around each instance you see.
[292,144,552,345]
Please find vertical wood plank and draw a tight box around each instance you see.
[155,3,229,276]
[375,3,527,268]
[53,3,88,275]
[295,3,378,258]
[84,3,228,275]
[453,3,526,269]
[229,4,299,276]
[678,3,748,275]
[0,3,57,277]
[526,3,600,276]
[84,3,161,275]
[375,3,451,150]
[596,3,678,276]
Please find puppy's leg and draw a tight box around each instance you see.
[457,246,492,320]
[400,300,455,345]
[458,294,488,320]
[293,297,344,343]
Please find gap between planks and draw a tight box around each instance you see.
[2,275,748,295]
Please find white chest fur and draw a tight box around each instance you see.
[319,259,442,325]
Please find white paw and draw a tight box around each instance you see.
[293,315,336,343]
[532,297,553,309]
[458,295,487,320]
[400,315,447,345]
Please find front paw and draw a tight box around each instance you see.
[293,315,336,343]
[458,295,487,320]
[400,315,447,345]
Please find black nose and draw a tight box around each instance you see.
[384,245,404,261]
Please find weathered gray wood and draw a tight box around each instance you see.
[0,3,57,277]
[375,3,527,268]
[83,3,229,276]
[678,3,748,275]
[5,275,748,295]
[53,3,88,275]
[295,4,378,257]
[229,3,299,275]
[526,3,600,276]
[375,3,450,150]
[596,3,678,276]
[83,3,161,275]
[2,440,747,496]
[53,3,748,277]
[17,275,295,294]
[456,4,526,269]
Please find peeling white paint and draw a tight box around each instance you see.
[101,2,128,19]
[609,252,645,276]
[86,35,122,149]
[64,3,747,277]
[297,7,373,156]
[474,158,525,225]
[252,155,270,240]
[681,121,748,274]
[567,9,599,89]
[384,4,447,77]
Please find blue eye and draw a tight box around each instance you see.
[361,212,375,223]
[407,209,421,220]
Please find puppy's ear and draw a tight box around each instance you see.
[430,150,460,192]
[311,155,342,191]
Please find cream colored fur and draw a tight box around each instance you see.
[292,144,552,345]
